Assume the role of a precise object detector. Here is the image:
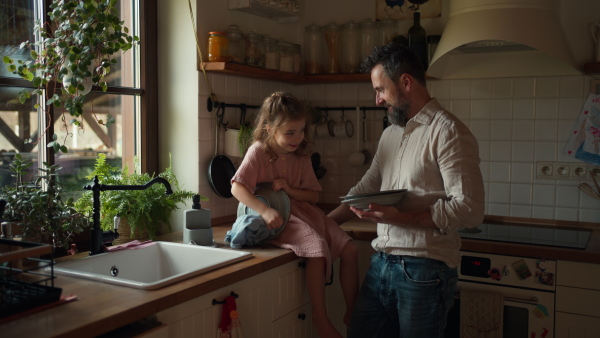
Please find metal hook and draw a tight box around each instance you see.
[216,102,228,130]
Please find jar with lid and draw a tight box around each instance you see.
[264,36,280,70]
[245,31,265,68]
[227,25,245,64]
[379,18,398,45]
[303,24,324,75]
[208,31,229,62]
[341,20,360,74]
[292,43,302,74]
[323,22,342,74]
[278,41,295,72]
[360,19,380,60]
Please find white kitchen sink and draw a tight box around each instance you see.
[53,242,252,290]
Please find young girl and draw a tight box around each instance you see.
[231,91,358,337]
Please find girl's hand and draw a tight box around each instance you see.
[262,207,284,230]
[272,179,290,193]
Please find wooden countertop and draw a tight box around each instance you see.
[2,217,599,337]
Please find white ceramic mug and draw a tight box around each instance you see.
[315,122,330,137]
[332,117,354,138]
[593,22,600,62]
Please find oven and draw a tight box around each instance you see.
[444,252,556,338]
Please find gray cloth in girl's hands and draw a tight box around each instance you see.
[225,214,273,249]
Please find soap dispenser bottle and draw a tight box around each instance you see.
[184,195,211,230]
[184,195,213,245]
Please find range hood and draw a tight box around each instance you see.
[427,0,580,79]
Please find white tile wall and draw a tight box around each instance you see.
[203,74,600,223]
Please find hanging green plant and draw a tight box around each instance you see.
[237,124,254,157]
[1,0,139,153]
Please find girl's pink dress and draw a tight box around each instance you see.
[231,142,351,280]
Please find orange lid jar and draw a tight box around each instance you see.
[208,31,229,62]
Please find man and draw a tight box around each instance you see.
[328,42,485,337]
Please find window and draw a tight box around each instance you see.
[0,0,157,198]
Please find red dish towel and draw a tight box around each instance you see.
[217,295,243,338]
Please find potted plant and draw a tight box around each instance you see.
[0,154,90,250]
[1,0,139,153]
[74,154,201,243]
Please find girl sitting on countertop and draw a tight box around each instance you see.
[230,91,358,338]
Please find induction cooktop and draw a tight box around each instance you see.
[458,223,591,249]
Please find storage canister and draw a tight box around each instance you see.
[264,36,280,70]
[341,20,360,74]
[279,41,295,72]
[304,24,324,75]
[360,19,380,60]
[227,25,245,64]
[379,18,398,45]
[292,43,302,74]
[208,31,229,62]
[323,22,342,74]
[245,31,265,68]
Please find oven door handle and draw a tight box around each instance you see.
[454,292,538,305]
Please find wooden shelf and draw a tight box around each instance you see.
[201,62,372,84]
[584,62,600,74]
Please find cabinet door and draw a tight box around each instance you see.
[271,259,309,321]
[272,303,314,338]
[555,312,600,338]
[556,286,600,317]
[557,260,600,290]
[325,259,347,335]
[156,271,272,337]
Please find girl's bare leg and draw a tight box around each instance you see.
[306,257,342,338]
[339,241,359,326]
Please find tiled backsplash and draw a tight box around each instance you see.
[200,74,600,223]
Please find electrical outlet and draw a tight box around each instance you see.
[590,167,600,178]
[571,164,588,179]
[556,164,570,178]
[536,162,554,179]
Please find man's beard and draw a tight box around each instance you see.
[388,102,410,127]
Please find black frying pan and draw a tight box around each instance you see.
[208,106,236,198]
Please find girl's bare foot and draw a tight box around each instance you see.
[313,316,342,338]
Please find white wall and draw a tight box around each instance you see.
[159,0,600,232]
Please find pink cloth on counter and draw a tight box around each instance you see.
[106,240,156,252]
[231,142,351,281]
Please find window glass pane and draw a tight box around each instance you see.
[103,0,138,88]
[0,0,36,79]
[54,92,137,199]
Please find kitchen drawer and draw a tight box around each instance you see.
[556,286,600,317]
[272,303,313,337]
[557,260,600,290]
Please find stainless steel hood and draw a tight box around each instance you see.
[427,0,581,79]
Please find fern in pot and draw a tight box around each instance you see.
[74,154,201,243]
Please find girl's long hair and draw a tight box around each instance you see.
[253,91,313,158]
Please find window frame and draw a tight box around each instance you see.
[0,0,158,174]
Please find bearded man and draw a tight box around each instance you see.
[328,42,485,338]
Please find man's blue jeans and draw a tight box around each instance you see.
[348,252,458,338]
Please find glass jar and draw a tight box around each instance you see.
[245,31,265,68]
[379,18,398,45]
[208,31,229,62]
[360,19,380,60]
[279,41,295,72]
[323,22,342,74]
[264,36,280,70]
[341,20,360,74]
[303,24,324,75]
[227,25,245,64]
[292,43,302,74]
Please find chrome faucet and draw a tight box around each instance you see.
[84,175,173,255]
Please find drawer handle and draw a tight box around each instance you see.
[298,313,306,320]
[298,261,306,268]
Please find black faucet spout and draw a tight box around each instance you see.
[84,175,174,255]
